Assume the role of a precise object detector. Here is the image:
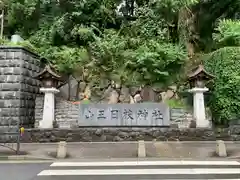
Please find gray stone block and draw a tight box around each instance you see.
[0,51,6,59]
[18,92,32,100]
[6,51,15,59]
[57,141,67,159]
[79,103,170,126]
[216,140,227,157]
[230,125,240,135]
[1,100,20,107]
[138,140,146,157]
[0,60,20,67]
[0,116,19,126]
[1,83,21,91]
[0,126,18,133]
[0,108,19,116]
[13,51,22,59]
[6,75,22,83]
[0,67,14,74]
[0,91,17,99]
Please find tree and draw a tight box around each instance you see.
[179,0,240,57]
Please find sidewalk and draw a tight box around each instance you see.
[0,141,240,160]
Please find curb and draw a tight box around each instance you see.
[0,156,239,162]
[0,155,55,161]
[18,141,240,145]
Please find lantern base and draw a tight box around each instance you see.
[40,87,60,94]
[188,87,210,128]
[39,87,59,129]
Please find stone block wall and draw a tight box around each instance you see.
[0,47,41,129]
[35,96,79,128]
[20,127,240,143]
[34,95,43,127]
[34,96,194,128]
[170,108,194,128]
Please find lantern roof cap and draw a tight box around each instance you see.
[187,64,214,80]
[34,64,62,80]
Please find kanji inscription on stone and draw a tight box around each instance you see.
[79,103,170,126]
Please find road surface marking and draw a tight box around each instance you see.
[38,168,240,176]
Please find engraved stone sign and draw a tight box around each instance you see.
[79,103,170,126]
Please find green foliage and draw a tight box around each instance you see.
[91,30,139,86]
[87,0,190,86]
[166,99,187,109]
[3,0,240,125]
[2,0,193,84]
[91,28,187,86]
[214,19,240,47]
[128,0,198,42]
[81,99,90,104]
[204,47,240,124]
[124,41,187,85]
[128,3,169,40]
[5,0,119,43]
[0,38,38,53]
[48,46,90,74]
[204,19,240,124]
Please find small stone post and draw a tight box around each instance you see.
[187,65,214,128]
[57,141,67,159]
[34,65,63,129]
[216,140,227,157]
[138,140,146,158]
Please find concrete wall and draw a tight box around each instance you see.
[0,47,41,129]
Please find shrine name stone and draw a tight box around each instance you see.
[79,103,170,126]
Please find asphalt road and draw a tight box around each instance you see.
[0,162,51,180]
[1,160,240,180]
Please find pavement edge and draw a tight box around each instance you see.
[0,155,55,161]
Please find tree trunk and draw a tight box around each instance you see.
[75,81,81,100]
[83,84,91,99]
[178,7,197,58]
[67,79,71,101]
[186,41,195,59]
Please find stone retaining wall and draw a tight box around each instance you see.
[0,47,41,129]
[35,96,79,128]
[19,127,240,143]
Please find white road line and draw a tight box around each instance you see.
[181,161,240,165]
[37,168,240,176]
[50,160,240,167]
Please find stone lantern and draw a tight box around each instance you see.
[188,65,214,128]
[35,65,63,129]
